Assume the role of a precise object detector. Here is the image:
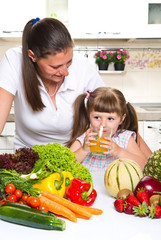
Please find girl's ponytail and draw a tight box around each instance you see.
[122,102,138,140]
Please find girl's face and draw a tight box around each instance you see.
[28,47,73,83]
[89,111,126,136]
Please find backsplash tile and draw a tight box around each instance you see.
[128,49,161,70]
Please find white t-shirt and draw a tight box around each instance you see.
[0,47,104,150]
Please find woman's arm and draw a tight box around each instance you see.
[0,88,14,134]
[137,134,153,159]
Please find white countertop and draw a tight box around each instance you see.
[133,103,161,121]
[0,174,160,240]
[7,104,161,122]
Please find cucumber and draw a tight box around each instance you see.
[0,202,66,231]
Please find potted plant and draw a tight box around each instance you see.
[112,49,129,71]
[94,50,113,70]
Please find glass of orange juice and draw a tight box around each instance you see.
[90,127,112,156]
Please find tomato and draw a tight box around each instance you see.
[6,194,17,202]
[28,197,40,208]
[5,184,16,194]
[38,204,49,212]
[14,189,23,199]
[0,200,6,205]
[26,196,33,206]
[22,194,29,202]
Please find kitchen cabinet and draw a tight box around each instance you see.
[68,0,161,39]
[46,0,68,24]
[143,121,161,152]
[0,122,15,154]
[0,0,46,33]
[0,0,160,39]
[139,121,161,152]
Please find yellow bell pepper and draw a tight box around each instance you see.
[62,171,74,187]
[33,171,73,197]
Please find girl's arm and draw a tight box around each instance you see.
[103,136,147,170]
[70,140,89,162]
[137,134,153,159]
[70,128,96,162]
[120,137,147,170]
[0,88,14,134]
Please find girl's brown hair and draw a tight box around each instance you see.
[67,87,138,147]
[22,18,74,111]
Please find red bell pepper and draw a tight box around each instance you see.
[65,178,97,206]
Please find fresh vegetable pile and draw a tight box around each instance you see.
[0,143,102,230]
[0,169,102,229]
[113,176,161,218]
[0,172,66,230]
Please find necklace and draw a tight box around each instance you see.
[45,82,59,97]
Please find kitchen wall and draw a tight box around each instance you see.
[0,37,161,104]
[73,38,161,104]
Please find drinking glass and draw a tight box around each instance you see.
[90,128,112,156]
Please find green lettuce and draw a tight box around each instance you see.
[24,143,92,184]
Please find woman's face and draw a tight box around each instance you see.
[28,47,73,83]
[89,111,126,136]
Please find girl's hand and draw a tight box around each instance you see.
[83,128,97,152]
[100,137,121,156]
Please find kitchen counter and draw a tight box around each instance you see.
[7,106,14,122]
[135,107,161,121]
[7,104,161,122]
[0,173,160,240]
[132,103,161,121]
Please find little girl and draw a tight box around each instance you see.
[67,87,150,173]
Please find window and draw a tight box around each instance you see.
[148,4,161,24]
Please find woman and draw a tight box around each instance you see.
[0,18,104,150]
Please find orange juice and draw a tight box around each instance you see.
[90,136,107,155]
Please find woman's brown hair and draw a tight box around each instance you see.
[22,18,74,111]
[67,87,138,147]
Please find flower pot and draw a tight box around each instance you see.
[98,62,109,70]
[114,63,125,71]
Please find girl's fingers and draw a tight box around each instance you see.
[89,142,96,146]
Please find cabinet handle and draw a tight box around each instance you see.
[0,134,14,137]
[147,126,160,129]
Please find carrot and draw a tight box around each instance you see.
[42,191,92,219]
[42,191,103,215]
[82,206,103,215]
[75,213,91,220]
[39,195,77,223]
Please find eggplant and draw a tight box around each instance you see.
[134,176,161,197]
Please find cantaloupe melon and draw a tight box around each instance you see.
[104,158,143,198]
